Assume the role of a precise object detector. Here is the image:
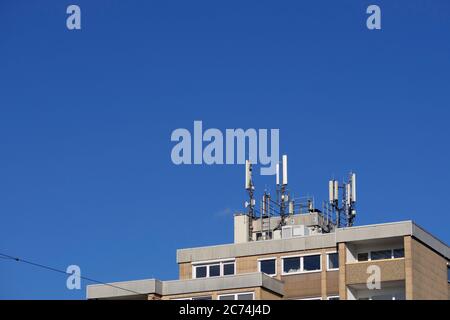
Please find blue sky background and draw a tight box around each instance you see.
[0,1,449,299]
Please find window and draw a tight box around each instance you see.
[283,257,301,274]
[282,254,321,275]
[358,292,405,300]
[357,253,369,262]
[327,252,339,270]
[209,264,220,277]
[327,296,340,300]
[192,260,235,279]
[303,255,321,271]
[371,250,392,261]
[192,296,212,301]
[259,258,276,276]
[174,296,212,300]
[195,266,207,278]
[237,293,254,300]
[223,262,235,276]
[393,248,405,258]
[447,265,450,283]
[357,248,405,262]
[218,292,254,300]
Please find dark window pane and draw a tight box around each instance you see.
[260,259,276,275]
[372,294,393,300]
[209,264,220,277]
[393,248,404,258]
[328,253,339,269]
[328,296,340,300]
[371,250,392,260]
[303,255,321,271]
[447,266,450,283]
[357,253,369,262]
[219,295,234,300]
[192,296,212,300]
[237,293,254,300]
[196,266,207,278]
[283,257,300,274]
[223,263,235,276]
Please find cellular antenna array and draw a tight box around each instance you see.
[241,155,357,242]
[326,172,357,227]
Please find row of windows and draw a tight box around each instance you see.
[193,253,339,279]
[299,296,340,300]
[193,260,235,279]
[174,292,254,300]
[356,248,404,262]
[259,253,339,276]
[192,247,407,279]
[176,293,340,300]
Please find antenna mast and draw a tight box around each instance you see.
[245,160,256,241]
[326,172,357,227]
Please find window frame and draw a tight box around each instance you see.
[173,296,213,300]
[217,292,255,300]
[257,257,277,277]
[356,248,405,262]
[447,264,450,283]
[192,259,236,279]
[281,253,322,276]
[326,251,339,271]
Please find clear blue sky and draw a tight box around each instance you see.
[0,1,449,299]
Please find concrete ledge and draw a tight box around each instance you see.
[412,223,450,259]
[335,221,413,243]
[163,272,284,296]
[87,279,162,299]
[87,273,284,299]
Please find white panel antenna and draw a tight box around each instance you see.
[351,173,356,203]
[282,155,288,186]
[346,183,351,204]
[276,163,280,186]
[329,180,334,203]
[245,160,252,190]
[334,180,339,202]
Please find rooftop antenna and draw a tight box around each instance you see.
[245,160,256,241]
[279,155,288,221]
[326,172,357,227]
[282,155,288,186]
[276,163,280,186]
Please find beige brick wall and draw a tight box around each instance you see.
[404,236,414,299]
[345,259,405,285]
[259,288,283,300]
[282,272,322,299]
[326,271,339,296]
[338,243,347,300]
[179,262,191,280]
[406,237,448,300]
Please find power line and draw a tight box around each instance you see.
[0,252,146,297]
